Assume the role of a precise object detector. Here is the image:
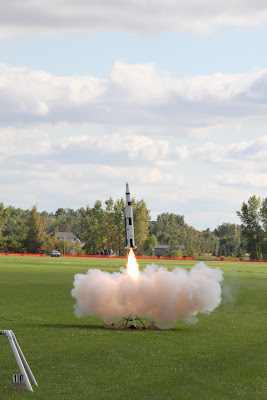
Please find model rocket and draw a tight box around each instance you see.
[125,183,137,249]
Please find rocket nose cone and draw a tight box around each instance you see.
[126,183,129,193]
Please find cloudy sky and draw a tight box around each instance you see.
[1,0,267,230]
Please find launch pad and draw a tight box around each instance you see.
[104,316,158,330]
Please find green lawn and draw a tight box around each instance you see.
[0,256,266,399]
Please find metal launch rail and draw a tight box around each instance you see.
[0,330,38,391]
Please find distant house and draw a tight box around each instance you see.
[56,232,81,244]
[56,232,84,254]
[154,244,185,257]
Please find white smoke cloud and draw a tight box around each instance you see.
[71,262,223,329]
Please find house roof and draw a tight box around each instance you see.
[56,232,78,240]
[155,244,185,250]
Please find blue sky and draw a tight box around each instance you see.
[1,27,267,78]
[1,0,267,230]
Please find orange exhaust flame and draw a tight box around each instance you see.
[127,248,140,280]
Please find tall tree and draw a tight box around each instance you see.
[165,245,183,258]
[80,201,105,254]
[0,203,10,251]
[26,205,46,253]
[260,198,267,259]
[3,207,29,252]
[47,208,79,234]
[150,213,186,245]
[132,199,150,255]
[57,238,73,255]
[214,223,243,257]
[143,234,158,256]
[104,198,116,251]
[113,198,125,256]
[237,196,264,260]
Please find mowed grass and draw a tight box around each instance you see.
[0,256,266,400]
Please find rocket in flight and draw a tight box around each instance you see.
[125,183,137,250]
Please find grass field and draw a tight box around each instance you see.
[0,256,266,399]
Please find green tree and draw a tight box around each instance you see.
[45,208,82,236]
[42,233,58,255]
[26,205,46,253]
[42,211,57,235]
[75,241,84,255]
[0,203,10,251]
[165,245,183,258]
[57,238,73,255]
[260,198,267,229]
[214,223,244,258]
[80,201,105,254]
[132,199,150,255]
[3,207,29,252]
[104,198,116,251]
[260,198,267,258]
[237,196,264,260]
[150,213,186,245]
[198,230,220,255]
[183,226,200,257]
[113,198,125,256]
[143,234,158,255]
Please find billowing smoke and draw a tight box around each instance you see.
[71,262,223,329]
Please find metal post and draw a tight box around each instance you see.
[113,317,125,327]
[0,330,38,391]
[134,315,148,328]
[11,331,38,387]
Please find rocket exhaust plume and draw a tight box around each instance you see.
[71,251,224,329]
[127,248,139,280]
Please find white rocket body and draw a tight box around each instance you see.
[125,183,137,249]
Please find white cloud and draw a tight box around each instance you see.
[0,127,170,165]
[60,133,170,164]
[192,136,267,163]
[174,145,189,160]
[0,63,106,123]
[1,62,267,134]
[139,168,173,184]
[1,1,267,39]
[218,172,267,188]
[109,62,175,105]
[0,127,51,155]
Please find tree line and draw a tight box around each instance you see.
[0,195,266,259]
[0,198,150,256]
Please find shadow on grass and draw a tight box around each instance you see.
[24,323,191,333]
[28,323,106,330]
